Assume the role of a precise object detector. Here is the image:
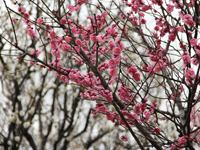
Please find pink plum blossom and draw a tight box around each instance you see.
[68,5,74,11]
[121,136,129,142]
[166,4,174,13]
[60,18,67,24]
[37,18,43,25]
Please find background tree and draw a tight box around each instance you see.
[1,0,200,150]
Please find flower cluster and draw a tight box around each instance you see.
[118,85,136,103]
[183,14,195,27]
[177,135,188,147]
[26,26,38,39]
[184,68,196,86]
[101,90,113,102]
[80,90,99,99]
[181,52,191,68]
[127,65,141,81]
[98,62,109,72]
[69,71,102,90]
[91,103,115,123]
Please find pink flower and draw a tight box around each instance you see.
[186,77,193,86]
[185,19,195,27]
[150,102,157,112]
[184,14,192,20]
[128,113,138,120]
[90,34,96,42]
[190,38,197,46]
[22,18,33,26]
[24,13,30,19]
[177,136,187,146]
[37,18,43,25]
[74,5,80,11]
[195,43,200,56]
[119,119,126,127]
[30,49,42,56]
[139,12,145,17]
[118,85,134,103]
[60,75,69,83]
[144,111,150,121]
[98,62,109,72]
[146,66,154,75]
[120,13,126,20]
[121,136,129,142]
[143,98,148,103]
[76,39,82,45]
[184,68,196,79]
[192,57,198,65]
[106,114,115,123]
[71,26,77,34]
[96,103,105,108]
[178,26,184,32]
[140,103,147,112]
[81,76,94,88]
[49,30,56,38]
[98,106,106,113]
[140,18,146,24]
[127,65,141,81]
[181,52,191,67]
[150,55,157,61]
[60,18,67,24]
[133,72,141,81]
[30,61,34,66]
[108,59,117,68]
[168,34,176,41]
[101,90,113,102]
[133,103,142,114]
[96,35,103,43]
[21,9,26,13]
[170,144,176,150]
[109,40,115,49]
[154,26,160,31]
[18,7,22,12]
[81,90,99,99]
[142,5,152,11]
[46,24,51,28]
[132,5,138,13]
[65,36,72,42]
[27,27,38,39]
[68,5,74,11]
[91,109,99,115]
[12,18,17,24]
[132,17,138,26]
[127,65,137,74]
[109,67,117,76]
[102,11,107,18]
[114,56,121,64]
[69,71,82,84]
[50,59,62,68]
[118,43,124,50]
[113,47,122,56]
[183,14,195,27]
[166,4,174,13]
[115,37,121,45]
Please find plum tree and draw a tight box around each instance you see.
[1,0,200,149]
